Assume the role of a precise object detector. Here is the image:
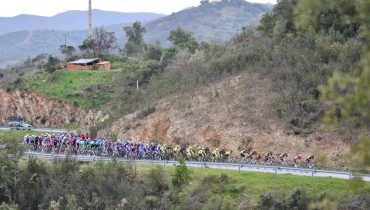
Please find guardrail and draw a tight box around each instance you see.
[25,152,370,182]
[0,126,81,133]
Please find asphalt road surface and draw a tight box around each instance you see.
[1,127,369,181]
[0,126,80,133]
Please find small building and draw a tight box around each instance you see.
[67,58,110,71]
[97,61,111,71]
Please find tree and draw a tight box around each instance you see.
[59,45,76,61]
[319,0,370,170]
[257,0,298,36]
[168,27,196,45]
[160,47,177,66]
[79,38,95,57]
[0,138,24,205]
[93,26,117,57]
[144,42,162,61]
[257,13,276,36]
[79,27,117,57]
[123,21,146,55]
[44,56,61,73]
[168,27,199,53]
[294,0,360,38]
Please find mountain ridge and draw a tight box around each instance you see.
[0,9,164,35]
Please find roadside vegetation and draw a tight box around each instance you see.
[0,130,43,144]
[0,139,369,209]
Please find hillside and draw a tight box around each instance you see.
[145,0,272,45]
[1,69,351,168]
[2,0,368,170]
[97,72,350,169]
[0,1,271,67]
[0,10,164,35]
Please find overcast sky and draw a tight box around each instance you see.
[1,0,277,17]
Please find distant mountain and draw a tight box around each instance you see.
[0,29,87,67]
[0,10,164,35]
[0,24,127,68]
[0,1,272,68]
[144,0,272,45]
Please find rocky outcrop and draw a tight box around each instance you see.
[0,89,106,129]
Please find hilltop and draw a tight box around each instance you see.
[145,0,272,45]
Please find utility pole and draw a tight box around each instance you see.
[88,0,92,41]
[137,80,139,91]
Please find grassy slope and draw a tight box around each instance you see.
[7,57,142,109]
[18,70,117,108]
[133,164,365,207]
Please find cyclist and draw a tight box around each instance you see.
[198,147,206,161]
[186,146,195,160]
[293,153,303,167]
[212,148,220,162]
[306,155,315,168]
[279,153,288,166]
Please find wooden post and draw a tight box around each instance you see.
[311,168,314,179]
[275,165,278,175]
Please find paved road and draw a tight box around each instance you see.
[25,152,370,182]
[0,126,80,133]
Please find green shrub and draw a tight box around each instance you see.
[172,158,192,189]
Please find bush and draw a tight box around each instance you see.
[0,203,17,210]
[144,44,162,61]
[44,56,61,73]
[160,47,177,66]
[172,158,191,189]
[287,189,308,210]
[258,193,285,210]
[145,195,159,208]
[147,166,168,195]
[338,193,370,210]
[136,107,156,119]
